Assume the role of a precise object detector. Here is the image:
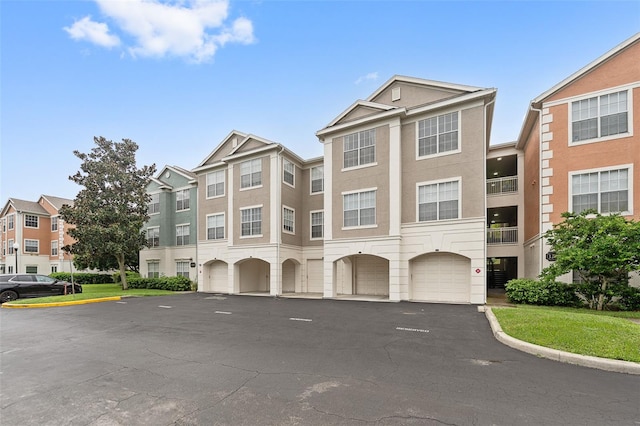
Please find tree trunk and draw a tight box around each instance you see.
[117,253,128,290]
[597,277,608,311]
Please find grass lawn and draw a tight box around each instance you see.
[492,305,640,363]
[4,284,179,305]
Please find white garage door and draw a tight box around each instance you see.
[282,261,296,293]
[208,261,229,293]
[306,259,324,293]
[411,253,470,303]
[355,256,389,296]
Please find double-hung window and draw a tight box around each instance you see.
[176,261,190,279]
[51,216,58,232]
[571,90,628,143]
[344,129,375,168]
[8,215,14,230]
[283,207,295,233]
[25,214,38,228]
[148,193,160,214]
[241,207,262,237]
[24,239,39,253]
[176,189,190,211]
[418,111,459,157]
[207,214,225,240]
[571,167,630,214]
[343,190,376,227]
[51,241,58,256]
[176,224,190,246]
[311,166,324,193]
[8,239,14,254]
[207,170,225,198]
[418,179,460,221]
[311,211,324,239]
[283,159,295,186]
[240,159,262,189]
[148,261,160,278]
[147,227,160,247]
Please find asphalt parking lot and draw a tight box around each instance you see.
[1,294,639,425]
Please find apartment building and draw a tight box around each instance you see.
[0,195,75,274]
[517,33,640,283]
[139,165,198,280]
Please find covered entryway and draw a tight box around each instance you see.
[203,260,229,293]
[335,254,389,296]
[306,259,324,293]
[282,259,299,293]
[238,258,270,293]
[410,252,470,303]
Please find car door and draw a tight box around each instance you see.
[11,275,40,297]
[35,275,65,296]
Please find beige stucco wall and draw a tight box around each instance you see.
[281,156,303,247]
[301,162,324,246]
[233,155,271,245]
[197,167,228,240]
[370,81,464,109]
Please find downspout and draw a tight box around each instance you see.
[483,95,496,304]
[276,145,285,297]
[529,103,544,276]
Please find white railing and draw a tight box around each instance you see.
[487,176,518,195]
[487,227,518,244]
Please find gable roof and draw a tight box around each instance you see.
[196,130,249,168]
[2,198,49,216]
[366,75,485,102]
[325,100,398,128]
[40,195,74,211]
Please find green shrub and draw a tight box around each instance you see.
[505,278,579,306]
[112,271,141,283]
[617,286,640,311]
[125,276,192,291]
[49,272,114,284]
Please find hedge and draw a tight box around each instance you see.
[50,272,114,284]
[505,278,579,307]
[125,276,192,291]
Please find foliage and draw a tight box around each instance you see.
[50,272,114,284]
[112,271,141,283]
[60,137,156,290]
[541,211,640,310]
[616,286,640,312]
[505,278,579,306]
[126,276,193,291]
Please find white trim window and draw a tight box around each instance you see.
[176,261,190,279]
[310,210,324,239]
[8,239,14,254]
[241,206,262,237]
[343,190,376,227]
[240,158,262,189]
[147,227,160,247]
[283,159,295,187]
[51,216,58,232]
[25,214,38,228]
[417,179,460,221]
[571,166,631,214]
[206,170,225,198]
[24,239,39,253]
[176,224,190,246]
[51,240,58,256]
[8,214,14,230]
[148,261,160,278]
[148,193,160,214]
[283,206,295,234]
[571,90,629,143]
[207,213,225,240]
[176,189,190,211]
[418,111,459,157]
[2,241,5,256]
[344,129,375,168]
[311,166,324,194]
[2,217,5,232]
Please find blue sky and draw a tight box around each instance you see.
[1,0,639,203]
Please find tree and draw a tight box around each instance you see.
[541,210,640,310]
[60,137,156,290]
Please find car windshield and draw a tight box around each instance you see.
[35,275,56,283]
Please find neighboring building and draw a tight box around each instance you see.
[0,195,75,274]
[517,32,640,284]
[139,165,198,281]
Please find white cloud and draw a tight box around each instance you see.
[355,72,379,85]
[64,16,121,48]
[64,0,255,63]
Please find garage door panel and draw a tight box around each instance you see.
[411,253,469,303]
[307,260,323,293]
[355,256,389,296]
[209,262,228,293]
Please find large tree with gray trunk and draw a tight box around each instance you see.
[60,137,156,290]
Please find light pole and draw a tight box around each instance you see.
[12,242,19,274]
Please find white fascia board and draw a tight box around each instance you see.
[228,133,278,156]
[366,75,485,102]
[405,88,496,117]
[165,165,196,181]
[222,143,279,162]
[316,107,406,138]
[196,130,249,168]
[324,100,398,129]
[191,161,226,174]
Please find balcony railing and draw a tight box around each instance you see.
[487,176,518,195]
[487,227,518,245]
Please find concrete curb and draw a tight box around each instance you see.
[2,296,122,309]
[479,306,640,375]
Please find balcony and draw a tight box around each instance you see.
[487,227,518,245]
[487,176,518,195]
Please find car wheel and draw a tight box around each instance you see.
[1,290,19,304]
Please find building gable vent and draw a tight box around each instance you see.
[391,87,401,101]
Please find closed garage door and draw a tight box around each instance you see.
[207,261,229,293]
[306,259,323,293]
[355,255,389,296]
[411,253,470,303]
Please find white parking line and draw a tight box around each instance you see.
[116,301,127,304]
[289,317,312,322]
[396,327,429,333]
[215,311,232,315]
[158,305,172,309]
